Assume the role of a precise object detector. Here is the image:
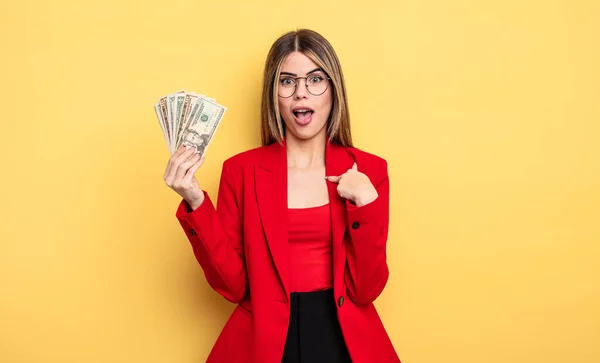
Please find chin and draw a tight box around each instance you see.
[291,130,320,141]
[283,115,327,142]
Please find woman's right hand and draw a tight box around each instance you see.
[164,145,206,210]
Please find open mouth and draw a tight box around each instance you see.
[292,107,314,124]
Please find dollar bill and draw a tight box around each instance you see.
[179,98,226,157]
[174,93,186,147]
[153,90,226,156]
[177,94,218,146]
[154,102,169,150]
[178,93,201,146]
[165,90,185,153]
[158,97,171,150]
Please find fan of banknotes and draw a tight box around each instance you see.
[153,90,227,156]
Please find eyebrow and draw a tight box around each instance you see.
[279,67,323,77]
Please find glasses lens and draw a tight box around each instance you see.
[307,73,329,95]
[278,76,296,98]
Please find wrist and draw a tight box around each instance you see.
[354,189,378,207]
[186,193,205,211]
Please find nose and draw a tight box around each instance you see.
[294,78,308,99]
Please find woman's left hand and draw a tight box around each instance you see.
[326,162,378,207]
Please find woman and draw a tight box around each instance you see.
[163,29,401,363]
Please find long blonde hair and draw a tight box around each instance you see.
[260,29,353,147]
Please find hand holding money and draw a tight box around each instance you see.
[155,89,226,209]
[164,145,206,210]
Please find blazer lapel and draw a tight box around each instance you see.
[255,142,290,298]
[325,141,355,286]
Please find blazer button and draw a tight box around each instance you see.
[189,229,197,236]
[352,222,360,230]
[338,296,344,307]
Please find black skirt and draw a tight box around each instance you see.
[281,289,353,363]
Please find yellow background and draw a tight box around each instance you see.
[1,0,599,362]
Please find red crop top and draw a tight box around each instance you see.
[287,203,333,292]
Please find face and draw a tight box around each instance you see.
[277,51,333,143]
[185,131,200,144]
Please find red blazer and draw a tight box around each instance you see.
[175,140,401,363]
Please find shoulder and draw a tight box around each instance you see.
[223,145,266,165]
[346,146,387,167]
[344,146,389,182]
[219,144,275,176]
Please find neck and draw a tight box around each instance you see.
[285,132,327,169]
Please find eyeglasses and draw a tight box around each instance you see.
[277,71,332,98]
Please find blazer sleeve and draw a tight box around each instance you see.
[344,158,391,305]
[175,159,247,303]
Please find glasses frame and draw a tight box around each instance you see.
[277,73,332,98]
